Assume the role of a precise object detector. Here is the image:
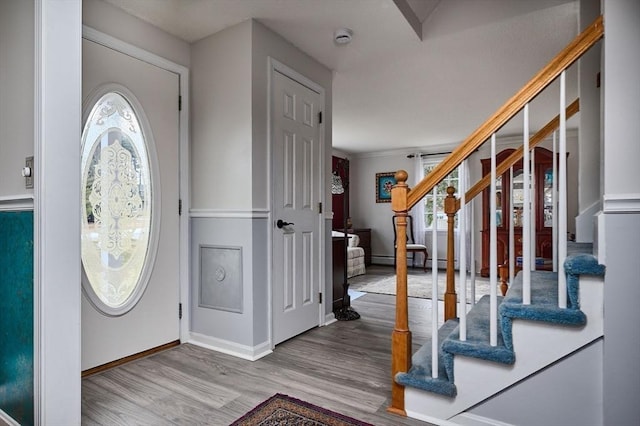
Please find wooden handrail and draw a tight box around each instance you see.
[406,15,603,211]
[458,98,580,210]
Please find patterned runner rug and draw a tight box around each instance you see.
[231,394,373,426]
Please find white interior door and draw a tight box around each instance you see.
[272,70,322,345]
[81,39,180,370]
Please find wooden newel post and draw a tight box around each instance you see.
[388,170,410,416]
[444,186,459,321]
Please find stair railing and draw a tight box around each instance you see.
[389,15,603,415]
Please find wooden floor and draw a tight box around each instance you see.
[82,292,438,426]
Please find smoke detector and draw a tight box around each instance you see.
[334,28,353,45]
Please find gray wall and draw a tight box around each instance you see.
[602,0,640,423]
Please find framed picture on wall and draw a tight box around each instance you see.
[376,172,396,203]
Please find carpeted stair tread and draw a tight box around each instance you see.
[499,254,604,350]
[441,295,515,365]
[395,319,459,397]
[499,270,585,351]
[501,269,585,323]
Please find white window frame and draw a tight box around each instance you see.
[422,155,460,231]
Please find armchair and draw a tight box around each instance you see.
[331,230,366,278]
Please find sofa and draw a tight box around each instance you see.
[332,231,366,278]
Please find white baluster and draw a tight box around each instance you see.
[509,166,515,284]
[459,161,467,341]
[558,72,568,309]
[431,187,439,378]
[522,103,531,305]
[490,134,498,346]
[470,198,476,305]
[552,131,558,272]
[530,148,536,270]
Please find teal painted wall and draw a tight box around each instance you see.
[0,211,34,425]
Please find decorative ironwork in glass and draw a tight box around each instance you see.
[81,91,154,314]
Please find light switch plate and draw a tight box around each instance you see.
[25,156,34,189]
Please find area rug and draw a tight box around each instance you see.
[231,393,373,426]
[348,271,492,301]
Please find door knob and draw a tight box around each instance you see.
[276,219,294,229]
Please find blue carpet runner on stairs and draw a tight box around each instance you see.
[395,247,605,398]
[395,319,459,397]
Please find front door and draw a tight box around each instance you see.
[81,39,180,370]
[272,70,323,345]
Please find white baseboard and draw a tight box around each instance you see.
[0,409,19,426]
[324,314,337,325]
[404,409,460,426]
[188,332,272,361]
[450,413,516,426]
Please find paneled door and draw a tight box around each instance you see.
[272,70,322,345]
[81,39,180,370]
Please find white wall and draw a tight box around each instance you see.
[469,339,603,425]
[83,0,190,69]
[0,0,34,200]
[189,19,334,348]
[350,150,414,264]
[351,132,579,272]
[576,0,602,242]
[250,20,333,315]
[191,21,253,210]
[601,0,640,423]
[251,20,333,212]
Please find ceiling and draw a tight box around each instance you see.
[100,0,579,154]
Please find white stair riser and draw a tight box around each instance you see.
[405,276,603,422]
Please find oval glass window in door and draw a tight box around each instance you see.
[80,90,157,315]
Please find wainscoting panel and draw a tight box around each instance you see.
[0,211,34,425]
[190,217,267,349]
[199,245,243,313]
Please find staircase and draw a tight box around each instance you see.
[397,247,604,421]
[387,15,605,425]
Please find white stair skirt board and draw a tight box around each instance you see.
[404,276,604,421]
[188,332,272,361]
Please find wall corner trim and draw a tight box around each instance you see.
[602,194,640,213]
[0,194,34,211]
[190,209,269,219]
